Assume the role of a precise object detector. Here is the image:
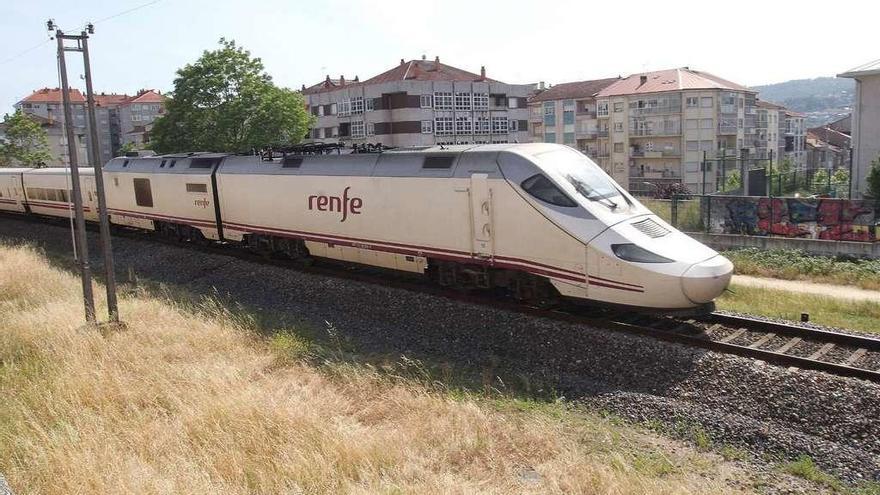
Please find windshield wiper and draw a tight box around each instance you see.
[569,177,618,209]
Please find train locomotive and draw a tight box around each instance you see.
[0,143,733,312]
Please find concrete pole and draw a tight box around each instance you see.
[57,30,96,323]
[81,32,120,323]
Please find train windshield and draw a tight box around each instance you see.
[534,147,621,202]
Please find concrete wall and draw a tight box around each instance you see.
[703,195,878,242]
[688,232,880,258]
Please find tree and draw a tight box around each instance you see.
[117,141,142,155]
[866,156,880,199]
[0,110,51,167]
[725,170,742,192]
[832,167,849,186]
[151,39,313,153]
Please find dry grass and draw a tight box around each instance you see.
[0,244,746,494]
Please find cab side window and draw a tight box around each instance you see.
[133,178,153,207]
[521,174,577,207]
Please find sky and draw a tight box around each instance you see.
[1,0,877,112]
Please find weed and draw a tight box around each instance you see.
[781,455,842,490]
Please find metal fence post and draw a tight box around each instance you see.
[670,194,679,228]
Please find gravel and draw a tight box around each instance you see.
[2,215,879,486]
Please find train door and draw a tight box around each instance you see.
[469,174,494,258]
[82,175,98,221]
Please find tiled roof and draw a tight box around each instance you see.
[94,93,131,106]
[785,109,806,118]
[126,90,165,104]
[528,77,620,103]
[21,87,86,103]
[303,58,498,95]
[596,68,752,97]
[838,58,880,78]
[756,99,785,110]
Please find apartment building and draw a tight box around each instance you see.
[783,110,807,170]
[755,100,785,162]
[526,77,620,161]
[839,59,880,198]
[15,88,166,165]
[592,68,757,195]
[15,88,90,165]
[302,57,534,147]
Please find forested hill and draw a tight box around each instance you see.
[751,77,854,127]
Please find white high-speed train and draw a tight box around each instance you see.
[0,143,733,312]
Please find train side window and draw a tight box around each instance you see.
[160,160,166,168]
[123,160,129,167]
[186,183,208,193]
[423,156,455,169]
[133,178,154,207]
[169,160,177,168]
[520,174,577,207]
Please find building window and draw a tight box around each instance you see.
[508,97,519,109]
[544,132,556,143]
[597,102,609,117]
[351,97,364,115]
[473,93,488,110]
[351,120,365,138]
[491,116,509,134]
[563,109,574,125]
[338,99,351,116]
[365,98,374,112]
[454,93,471,110]
[366,122,375,136]
[434,117,453,135]
[613,122,623,132]
[455,116,473,134]
[420,94,433,108]
[330,103,337,115]
[543,102,555,127]
[434,92,453,110]
[700,140,713,152]
[700,118,713,129]
[421,120,433,134]
[686,97,699,108]
[317,105,325,117]
[509,120,519,132]
[613,142,624,153]
[700,97,713,108]
[686,140,699,151]
[686,119,698,129]
[563,132,575,144]
[475,117,490,134]
[613,102,624,112]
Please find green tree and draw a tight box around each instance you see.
[866,156,880,199]
[151,39,312,154]
[725,170,742,192]
[832,167,849,186]
[812,169,829,192]
[117,141,142,155]
[0,110,51,167]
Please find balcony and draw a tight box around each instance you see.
[576,129,598,139]
[629,127,681,137]
[718,125,738,135]
[631,149,681,158]
[629,105,681,116]
[576,109,597,118]
[597,129,609,138]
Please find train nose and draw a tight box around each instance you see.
[681,255,734,304]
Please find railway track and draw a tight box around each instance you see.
[4,212,880,384]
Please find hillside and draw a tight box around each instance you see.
[751,77,854,127]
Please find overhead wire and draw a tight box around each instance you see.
[92,0,163,25]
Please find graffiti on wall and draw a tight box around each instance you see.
[711,197,878,242]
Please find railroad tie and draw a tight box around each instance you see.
[844,348,868,367]
[718,328,747,343]
[808,343,836,362]
[776,337,802,354]
[704,323,723,336]
[749,332,776,349]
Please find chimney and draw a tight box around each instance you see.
[325,75,331,84]
[480,66,486,80]
[354,75,359,82]
[434,55,440,64]
[400,58,405,65]
[538,81,545,90]
[639,75,648,85]
[421,54,426,60]
[301,84,306,91]
[339,75,345,86]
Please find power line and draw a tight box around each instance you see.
[0,37,52,65]
[92,0,163,25]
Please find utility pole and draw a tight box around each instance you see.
[51,19,120,324]
[55,25,96,324]
[81,27,119,323]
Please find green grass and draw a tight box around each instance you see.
[717,284,880,334]
[723,248,880,291]
[781,455,843,491]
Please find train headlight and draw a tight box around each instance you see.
[611,243,673,263]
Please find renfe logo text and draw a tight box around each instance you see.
[308,187,363,222]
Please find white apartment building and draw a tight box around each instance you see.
[302,57,534,148]
[15,88,90,165]
[593,68,758,195]
[755,100,785,163]
[783,110,807,170]
[526,77,620,161]
[839,59,880,198]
